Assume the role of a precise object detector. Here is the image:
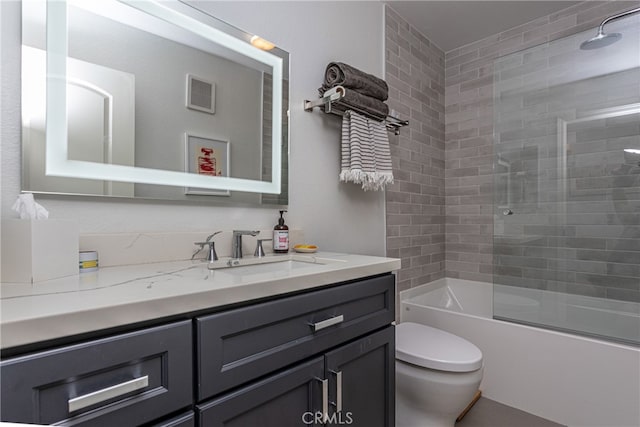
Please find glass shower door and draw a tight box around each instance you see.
[492,14,640,345]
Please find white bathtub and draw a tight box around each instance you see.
[400,278,640,427]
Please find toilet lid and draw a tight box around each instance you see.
[396,322,483,372]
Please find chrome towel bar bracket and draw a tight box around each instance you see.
[304,87,409,135]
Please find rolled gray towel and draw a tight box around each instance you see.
[333,89,389,122]
[320,62,389,101]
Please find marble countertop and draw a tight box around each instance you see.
[0,252,400,349]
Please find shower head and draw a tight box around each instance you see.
[579,7,640,50]
[580,31,622,50]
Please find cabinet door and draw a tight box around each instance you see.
[324,326,395,427]
[197,357,325,427]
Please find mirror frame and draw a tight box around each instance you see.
[46,0,283,194]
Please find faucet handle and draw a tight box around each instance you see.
[193,231,222,261]
[192,241,218,261]
[205,231,222,242]
[254,239,273,257]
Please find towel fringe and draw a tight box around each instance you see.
[340,170,394,191]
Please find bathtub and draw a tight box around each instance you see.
[400,278,640,427]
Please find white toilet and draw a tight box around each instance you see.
[395,322,484,427]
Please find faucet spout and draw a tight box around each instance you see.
[232,230,260,258]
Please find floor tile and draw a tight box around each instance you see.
[456,397,566,427]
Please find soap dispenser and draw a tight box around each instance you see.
[273,210,289,254]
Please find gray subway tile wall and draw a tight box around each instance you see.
[445,0,639,295]
[386,1,640,302]
[385,6,446,295]
[491,4,640,302]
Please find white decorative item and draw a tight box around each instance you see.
[1,219,79,283]
[12,193,49,219]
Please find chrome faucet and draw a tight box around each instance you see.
[192,231,222,261]
[232,230,260,258]
[254,239,272,258]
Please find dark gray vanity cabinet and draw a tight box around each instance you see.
[0,321,193,426]
[0,273,395,427]
[196,274,395,427]
[197,327,394,427]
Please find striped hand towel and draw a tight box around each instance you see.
[340,110,394,191]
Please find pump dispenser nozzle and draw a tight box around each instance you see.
[278,210,287,225]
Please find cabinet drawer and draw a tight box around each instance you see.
[1,320,192,426]
[197,274,394,400]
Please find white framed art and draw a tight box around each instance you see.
[184,134,230,196]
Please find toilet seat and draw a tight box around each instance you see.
[396,322,482,372]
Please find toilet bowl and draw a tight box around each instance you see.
[395,322,483,427]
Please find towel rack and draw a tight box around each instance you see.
[304,87,409,135]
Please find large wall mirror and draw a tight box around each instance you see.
[21,0,289,206]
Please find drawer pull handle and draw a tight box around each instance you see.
[68,375,149,413]
[309,315,344,332]
[317,377,329,422]
[331,370,343,412]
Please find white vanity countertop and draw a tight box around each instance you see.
[0,252,400,349]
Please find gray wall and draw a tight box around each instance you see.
[384,0,639,303]
[261,74,289,206]
[1,1,387,256]
[444,1,639,297]
[384,6,446,294]
[4,0,636,295]
[493,45,640,301]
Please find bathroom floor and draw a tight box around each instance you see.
[456,398,566,427]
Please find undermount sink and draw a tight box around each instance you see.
[201,254,345,277]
